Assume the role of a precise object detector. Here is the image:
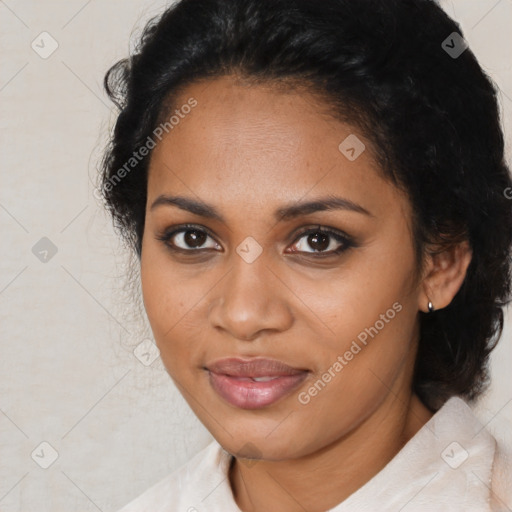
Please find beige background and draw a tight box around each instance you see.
[0,1,511,510]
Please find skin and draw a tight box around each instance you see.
[140,75,472,512]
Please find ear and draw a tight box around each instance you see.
[418,240,472,313]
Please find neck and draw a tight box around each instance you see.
[229,392,433,512]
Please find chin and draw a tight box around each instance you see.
[214,427,306,462]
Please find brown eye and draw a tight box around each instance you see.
[306,232,330,252]
[288,227,352,255]
[158,225,221,251]
[183,229,207,248]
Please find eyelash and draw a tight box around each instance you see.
[287,225,354,256]
[156,223,355,258]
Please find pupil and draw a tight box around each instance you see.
[308,232,329,251]
[184,230,206,248]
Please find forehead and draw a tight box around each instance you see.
[147,75,406,219]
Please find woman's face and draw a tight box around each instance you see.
[141,75,425,460]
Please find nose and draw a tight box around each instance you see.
[208,253,294,342]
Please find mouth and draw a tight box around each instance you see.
[205,357,309,409]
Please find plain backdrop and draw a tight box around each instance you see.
[1,1,511,511]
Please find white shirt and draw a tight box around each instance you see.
[117,397,512,511]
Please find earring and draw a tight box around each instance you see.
[427,299,435,313]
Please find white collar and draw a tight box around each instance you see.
[328,396,496,511]
[118,396,497,511]
[203,397,496,511]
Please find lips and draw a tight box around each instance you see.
[205,357,309,409]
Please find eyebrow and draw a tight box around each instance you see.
[150,194,373,222]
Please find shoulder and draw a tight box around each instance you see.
[116,439,238,512]
[335,396,510,511]
[433,396,512,511]
[490,427,512,511]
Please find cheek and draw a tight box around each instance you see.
[140,248,188,345]
[292,250,417,352]
[140,245,215,372]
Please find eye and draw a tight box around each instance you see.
[286,226,353,256]
[157,224,221,252]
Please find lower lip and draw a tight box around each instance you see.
[208,371,308,409]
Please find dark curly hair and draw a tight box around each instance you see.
[99,0,512,411]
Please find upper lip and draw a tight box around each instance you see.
[206,357,307,378]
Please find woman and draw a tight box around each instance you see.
[100,0,512,510]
